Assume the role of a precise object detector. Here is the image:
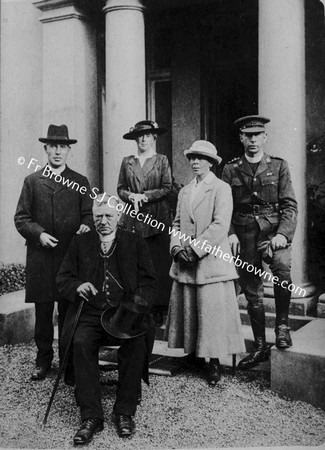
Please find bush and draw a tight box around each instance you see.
[0,263,26,295]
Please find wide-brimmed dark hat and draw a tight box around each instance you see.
[234,115,270,133]
[39,124,77,144]
[101,300,150,339]
[123,120,167,140]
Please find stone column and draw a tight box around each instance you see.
[259,0,316,304]
[103,0,146,194]
[33,0,99,187]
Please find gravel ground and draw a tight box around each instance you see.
[1,342,325,450]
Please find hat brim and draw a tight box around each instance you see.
[39,138,77,144]
[103,320,148,339]
[184,149,222,165]
[123,128,167,140]
[101,314,148,339]
[239,127,266,133]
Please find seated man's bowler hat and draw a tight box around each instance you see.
[101,298,150,339]
[234,115,270,133]
[184,140,222,165]
[39,124,77,144]
[123,120,167,140]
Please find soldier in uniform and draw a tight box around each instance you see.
[221,115,298,369]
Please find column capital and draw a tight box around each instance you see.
[103,0,146,14]
[33,0,86,22]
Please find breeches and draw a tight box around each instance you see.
[235,219,292,308]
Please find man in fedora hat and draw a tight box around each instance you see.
[222,115,298,369]
[57,194,157,444]
[15,124,93,381]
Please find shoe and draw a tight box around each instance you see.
[30,366,49,381]
[114,414,135,438]
[207,359,221,386]
[237,346,270,370]
[137,390,142,406]
[73,418,104,446]
[275,325,292,349]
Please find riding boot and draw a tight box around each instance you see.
[274,286,292,349]
[237,304,270,370]
[274,284,292,349]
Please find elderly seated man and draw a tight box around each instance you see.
[57,194,157,445]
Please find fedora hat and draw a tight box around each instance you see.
[184,140,222,165]
[39,124,77,144]
[234,115,270,133]
[123,120,167,140]
[101,299,150,339]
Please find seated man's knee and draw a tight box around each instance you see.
[73,330,93,353]
[119,335,146,356]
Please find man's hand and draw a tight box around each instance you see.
[76,282,98,302]
[128,193,148,213]
[76,224,90,234]
[229,234,240,257]
[271,234,288,251]
[40,232,58,248]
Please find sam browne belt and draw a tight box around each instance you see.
[235,203,279,215]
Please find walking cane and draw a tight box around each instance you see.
[42,299,85,428]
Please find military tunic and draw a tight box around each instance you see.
[221,153,298,306]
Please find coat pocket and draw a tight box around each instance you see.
[260,176,279,202]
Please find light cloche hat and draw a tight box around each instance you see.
[184,140,222,165]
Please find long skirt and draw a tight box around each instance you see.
[165,280,245,358]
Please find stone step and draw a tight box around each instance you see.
[271,318,325,410]
[0,290,35,345]
[317,293,325,318]
[237,293,318,317]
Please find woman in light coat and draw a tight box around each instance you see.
[165,140,245,385]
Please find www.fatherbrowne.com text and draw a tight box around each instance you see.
[20,158,307,297]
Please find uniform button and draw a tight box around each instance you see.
[253,178,257,181]
[255,216,259,219]
[253,191,258,196]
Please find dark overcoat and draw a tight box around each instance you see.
[221,153,298,242]
[117,154,172,237]
[57,228,158,383]
[14,166,93,303]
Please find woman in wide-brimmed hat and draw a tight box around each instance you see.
[117,120,172,324]
[165,140,245,386]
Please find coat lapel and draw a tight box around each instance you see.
[127,157,146,185]
[141,154,157,179]
[191,179,214,213]
[182,182,195,220]
[116,229,131,294]
[53,166,75,194]
[39,166,57,191]
[254,153,271,177]
[237,156,254,177]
